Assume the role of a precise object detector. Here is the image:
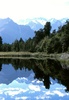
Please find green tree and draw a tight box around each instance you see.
[34,28,44,44]
[56,20,69,52]
[44,22,51,36]
[0,36,2,51]
[46,37,62,53]
[2,43,11,51]
[19,38,25,51]
[11,40,19,51]
[24,38,35,52]
[60,33,69,52]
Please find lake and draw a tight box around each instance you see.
[0,58,69,100]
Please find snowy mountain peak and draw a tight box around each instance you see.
[18,17,47,25]
[17,17,68,31]
[49,18,57,24]
[60,18,69,24]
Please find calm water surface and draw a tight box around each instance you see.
[0,58,69,100]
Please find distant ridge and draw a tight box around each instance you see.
[0,18,34,43]
[0,17,68,43]
[17,17,68,31]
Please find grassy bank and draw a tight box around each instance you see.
[0,52,69,60]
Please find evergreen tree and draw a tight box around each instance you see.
[44,22,51,36]
[12,40,19,51]
[0,36,2,51]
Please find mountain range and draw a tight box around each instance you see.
[0,18,34,43]
[0,17,68,43]
[18,17,68,31]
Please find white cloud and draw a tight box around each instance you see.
[45,91,55,96]
[2,88,28,97]
[29,84,41,91]
[0,90,3,94]
[0,77,69,99]
[56,87,66,90]
[35,89,69,100]
[35,95,51,100]
[15,96,28,100]
[53,90,66,97]
[32,79,42,84]
[45,90,69,97]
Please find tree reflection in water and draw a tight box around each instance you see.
[0,58,69,92]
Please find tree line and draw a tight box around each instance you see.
[0,20,69,53]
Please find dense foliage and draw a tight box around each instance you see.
[0,20,69,53]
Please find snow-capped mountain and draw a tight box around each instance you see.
[0,17,68,44]
[18,17,47,31]
[60,18,69,24]
[17,17,68,31]
[18,17,47,25]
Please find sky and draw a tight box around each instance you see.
[0,0,69,21]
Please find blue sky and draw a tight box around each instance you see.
[0,0,69,21]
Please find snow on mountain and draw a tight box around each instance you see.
[17,17,68,31]
[18,17,47,25]
[49,18,57,24]
[17,18,47,31]
[0,17,68,43]
[33,17,47,25]
[60,18,69,24]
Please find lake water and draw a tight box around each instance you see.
[0,58,69,100]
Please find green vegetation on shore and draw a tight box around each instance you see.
[0,52,69,61]
[0,20,69,55]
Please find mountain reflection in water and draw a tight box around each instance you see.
[0,58,69,100]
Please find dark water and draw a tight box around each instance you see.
[0,58,69,100]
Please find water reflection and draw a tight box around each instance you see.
[0,58,69,100]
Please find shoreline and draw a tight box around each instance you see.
[0,52,69,60]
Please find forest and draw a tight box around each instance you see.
[0,20,69,53]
